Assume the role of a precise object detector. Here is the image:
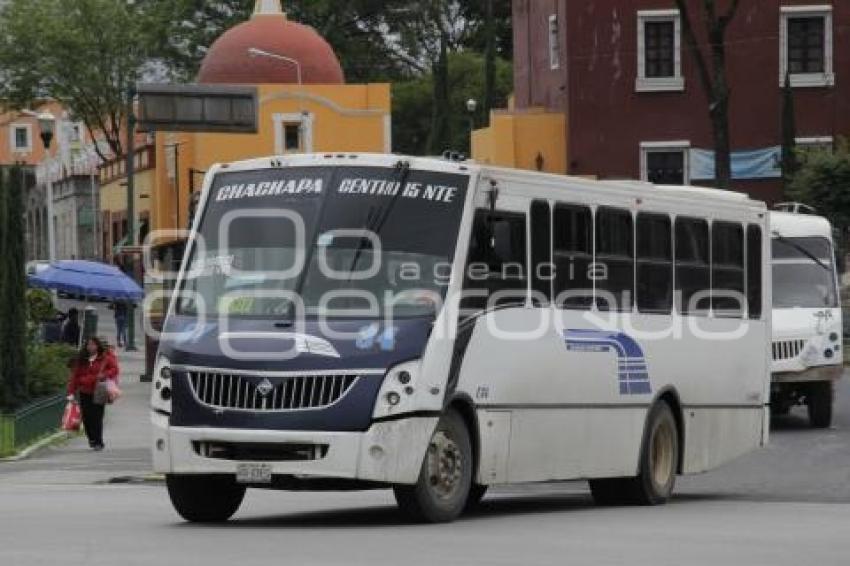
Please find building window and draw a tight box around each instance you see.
[780,5,833,88]
[548,14,561,70]
[10,124,32,152]
[640,141,690,185]
[273,113,313,155]
[636,10,683,92]
[284,123,301,152]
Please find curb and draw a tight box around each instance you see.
[0,431,73,463]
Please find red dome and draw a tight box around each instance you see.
[197,13,345,85]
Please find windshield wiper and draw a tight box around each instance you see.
[773,233,830,271]
[344,160,412,283]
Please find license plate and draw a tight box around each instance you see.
[236,463,272,484]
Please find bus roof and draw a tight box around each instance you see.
[769,210,832,239]
[206,153,766,211]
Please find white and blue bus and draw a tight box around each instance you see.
[151,153,771,523]
[769,210,842,427]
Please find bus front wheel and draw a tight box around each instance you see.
[393,409,473,523]
[166,474,246,523]
[807,382,833,429]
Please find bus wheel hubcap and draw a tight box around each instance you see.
[651,420,675,488]
[427,431,463,499]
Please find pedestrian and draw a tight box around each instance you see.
[66,337,120,451]
[61,308,81,346]
[113,301,129,348]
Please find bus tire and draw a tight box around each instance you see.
[807,382,833,429]
[629,401,679,505]
[393,409,473,523]
[166,474,246,523]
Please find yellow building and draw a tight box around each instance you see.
[471,99,568,175]
[150,1,391,242]
[97,143,154,261]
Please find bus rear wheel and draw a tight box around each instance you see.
[589,402,679,506]
[807,382,833,429]
[393,409,473,523]
[166,474,246,523]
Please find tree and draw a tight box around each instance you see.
[0,169,7,409]
[0,0,164,161]
[0,167,28,410]
[786,140,850,231]
[781,72,799,191]
[392,51,512,156]
[675,0,743,190]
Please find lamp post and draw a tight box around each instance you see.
[466,98,478,153]
[125,86,138,352]
[36,111,57,262]
[248,48,307,151]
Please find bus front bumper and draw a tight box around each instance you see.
[771,364,844,384]
[150,412,436,485]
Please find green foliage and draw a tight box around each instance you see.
[786,140,850,230]
[392,52,512,156]
[0,169,6,410]
[26,289,57,325]
[0,167,28,411]
[25,344,76,400]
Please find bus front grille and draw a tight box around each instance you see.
[188,371,359,411]
[772,339,807,361]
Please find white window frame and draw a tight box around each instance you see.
[636,9,684,93]
[780,5,834,88]
[640,141,691,184]
[548,14,561,70]
[796,135,834,151]
[273,112,314,155]
[10,123,32,153]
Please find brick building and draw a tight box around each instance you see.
[475,1,848,204]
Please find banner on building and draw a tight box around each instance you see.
[690,146,782,181]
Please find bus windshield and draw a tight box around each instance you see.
[772,236,838,308]
[175,165,469,319]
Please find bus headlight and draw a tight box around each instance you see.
[151,355,173,414]
[373,360,424,420]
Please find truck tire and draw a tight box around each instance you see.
[807,382,833,429]
[166,474,246,523]
[394,409,473,523]
[590,402,679,506]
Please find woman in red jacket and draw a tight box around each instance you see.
[67,337,120,451]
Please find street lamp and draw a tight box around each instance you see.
[36,110,57,262]
[466,98,478,153]
[248,47,307,153]
[248,47,302,87]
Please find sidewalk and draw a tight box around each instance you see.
[0,302,154,484]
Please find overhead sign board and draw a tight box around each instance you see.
[136,84,258,134]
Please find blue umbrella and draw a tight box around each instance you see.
[27,260,143,301]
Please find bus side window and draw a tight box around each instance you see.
[462,210,528,312]
[712,222,744,317]
[553,204,593,309]
[747,225,762,320]
[637,213,673,314]
[675,217,710,315]
[595,207,634,312]
[530,200,552,306]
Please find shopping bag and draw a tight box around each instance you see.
[106,380,122,404]
[93,380,110,406]
[61,401,82,431]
